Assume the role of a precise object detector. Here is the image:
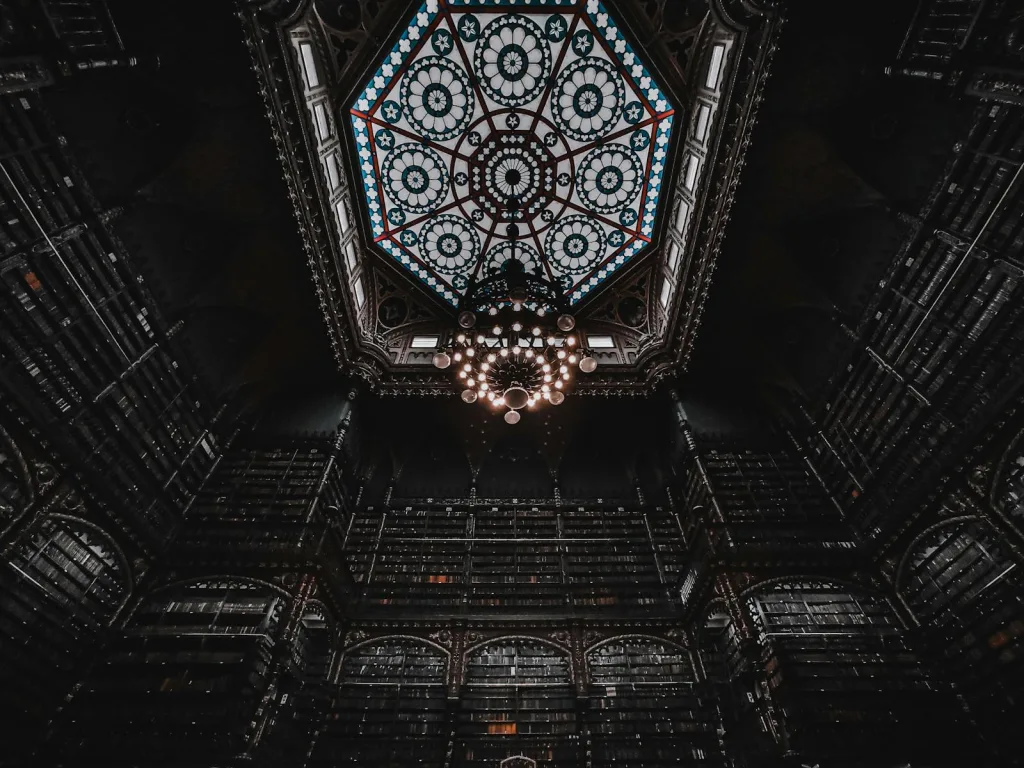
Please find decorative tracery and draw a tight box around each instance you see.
[351,0,675,306]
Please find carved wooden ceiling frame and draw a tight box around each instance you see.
[238,0,784,395]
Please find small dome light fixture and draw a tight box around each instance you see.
[504,410,521,425]
[432,351,451,369]
[504,387,530,410]
[579,356,598,373]
[462,389,478,403]
[549,391,565,405]
[458,311,477,329]
[556,314,576,332]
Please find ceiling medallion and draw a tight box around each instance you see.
[350,0,675,308]
[431,248,598,424]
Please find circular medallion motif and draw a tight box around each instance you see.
[470,132,555,222]
[422,215,481,274]
[474,15,551,107]
[381,144,449,213]
[545,215,605,275]
[381,100,402,123]
[577,146,643,214]
[551,57,624,141]
[401,57,474,141]
[457,14,481,42]
[545,15,568,42]
[485,240,542,276]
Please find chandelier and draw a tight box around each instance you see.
[432,254,597,424]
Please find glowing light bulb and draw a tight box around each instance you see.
[457,334,466,343]
[480,382,489,391]
[557,350,566,360]
[544,375,552,382]
[500,348,509,357]
[560,365,568,373]
[537,308,546,317]
[525,349,534,358]
[464,363,472,372]
[555,380,563,389]
[532,327,542,336]
[496,398,506,407]
[481,362,490,372]
[487,353,496,363]
[454,352,463,361]
[459,371,467,379]
[542,384,550,393]
[512,346,522,355]
[488,306,499,316]
[546,337,556,346]
[567,336,577,346]
[562,372,570,380]
[569,354,577,364]
[476,334,485,344]
[542,364,551,373]
[512,323,522,332]
[466,347,475,357]
[493,326,502,335]
[542,391,550,400]
[467,378,476,386]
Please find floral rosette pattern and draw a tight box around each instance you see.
[422,215,481,274]
[545,216,605,275]
[474,15,552,108]
[351,1,675,306]
[381,145,450,214]
[576,146,644,214]
[485,241,543,276]
[550,57,624,142]
[401,57,475,141]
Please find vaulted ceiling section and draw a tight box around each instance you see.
[240,0,781,394]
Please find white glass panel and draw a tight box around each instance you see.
[313,102,331,142]
[675,200,689,233]
[660,279,673,308]
[299,43,320,89]
[411,335,439,348]
[354,276,366,308]
[667,243,680,272]
[693,103,711,143]
[684,155,699,191]
[345,242,358,272]
[587,335,615,349]
[325,153,341,190]
[706,44,726,90]
[336,200,350,233]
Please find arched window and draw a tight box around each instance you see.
[0,424,32,523]
[311,638,448,767]
[458,640,576,767]
[53,579,285,763]
[0,516,128,745]
[744,579,968,761]
[898,518,1024,755]
[587,638,718,768]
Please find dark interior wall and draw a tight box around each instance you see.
[357,396,675,502]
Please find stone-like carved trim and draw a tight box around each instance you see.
[241,1,783,394]
[892,514,989,599]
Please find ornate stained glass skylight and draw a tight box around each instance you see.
[350,0,675,307]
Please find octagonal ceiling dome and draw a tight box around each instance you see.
[350,0,675,307]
